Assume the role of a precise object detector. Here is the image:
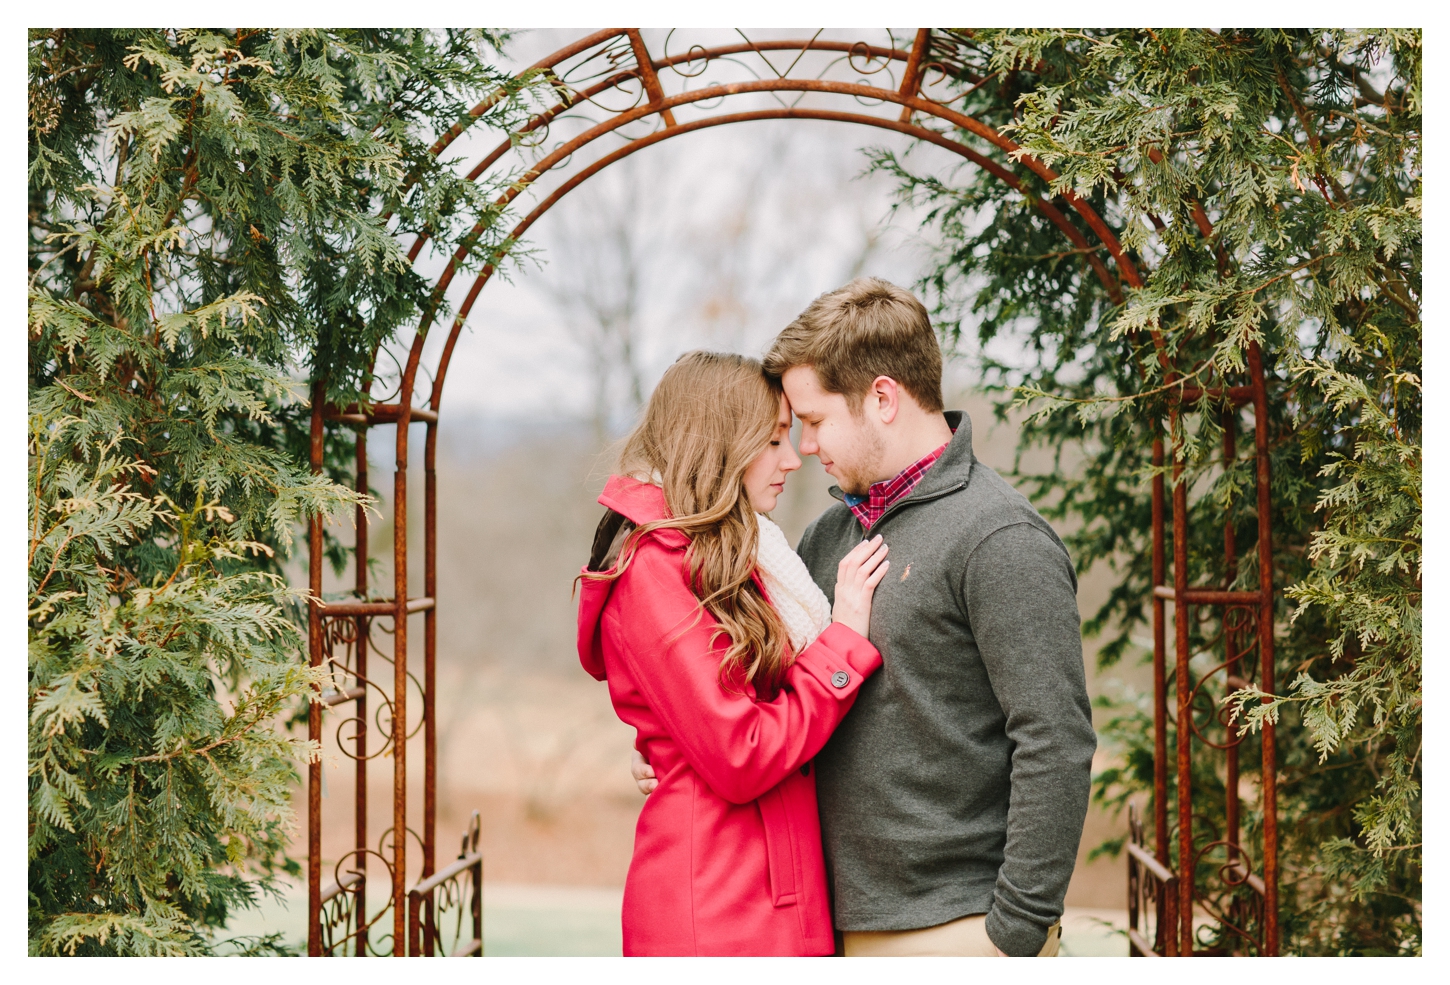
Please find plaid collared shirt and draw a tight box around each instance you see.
[842,434,953,532]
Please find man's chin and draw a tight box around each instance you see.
[825,465,862,495]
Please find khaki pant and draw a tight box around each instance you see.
[843,914,1061,957]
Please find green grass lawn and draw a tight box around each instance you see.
[221,880,1127,956]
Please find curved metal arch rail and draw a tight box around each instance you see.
[306,28,1280,956]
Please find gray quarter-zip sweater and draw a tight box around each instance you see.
[796,410,1095,956]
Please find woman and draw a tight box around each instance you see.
[577,350,890,956]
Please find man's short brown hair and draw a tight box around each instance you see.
[763,277,944,413]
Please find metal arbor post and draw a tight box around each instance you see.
[1127,362,1280,956]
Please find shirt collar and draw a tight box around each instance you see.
[843,429,955,530]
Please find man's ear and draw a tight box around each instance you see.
[871,376,900,425]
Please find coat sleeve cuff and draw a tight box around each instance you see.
[985,905,1051,957]
[794,622,882,691]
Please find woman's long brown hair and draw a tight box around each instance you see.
[584,350,792,693]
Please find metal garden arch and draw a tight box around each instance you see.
[305,28,1281,956]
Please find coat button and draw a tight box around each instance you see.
[831,671,850,689]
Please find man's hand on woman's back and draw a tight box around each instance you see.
[631,748,657,795]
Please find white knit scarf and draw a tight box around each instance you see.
[640,473,831,652]
[754,513,833,654]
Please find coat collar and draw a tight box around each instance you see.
[598,475,692,550]
[912,409,976,497]
[599,474,669,524]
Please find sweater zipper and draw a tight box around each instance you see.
[859,480,966,537]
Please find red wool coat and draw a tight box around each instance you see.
[577,476,883,956]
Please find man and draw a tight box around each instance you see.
[632,278,1094,957]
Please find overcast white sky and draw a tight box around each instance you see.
[399,29,969,422]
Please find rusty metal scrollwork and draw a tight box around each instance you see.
[1127,803,1179,956]
[317,870,363,956]
[408,812,484,957]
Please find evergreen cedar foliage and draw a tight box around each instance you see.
[874,30,1420,954]
[28,29,536,955]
